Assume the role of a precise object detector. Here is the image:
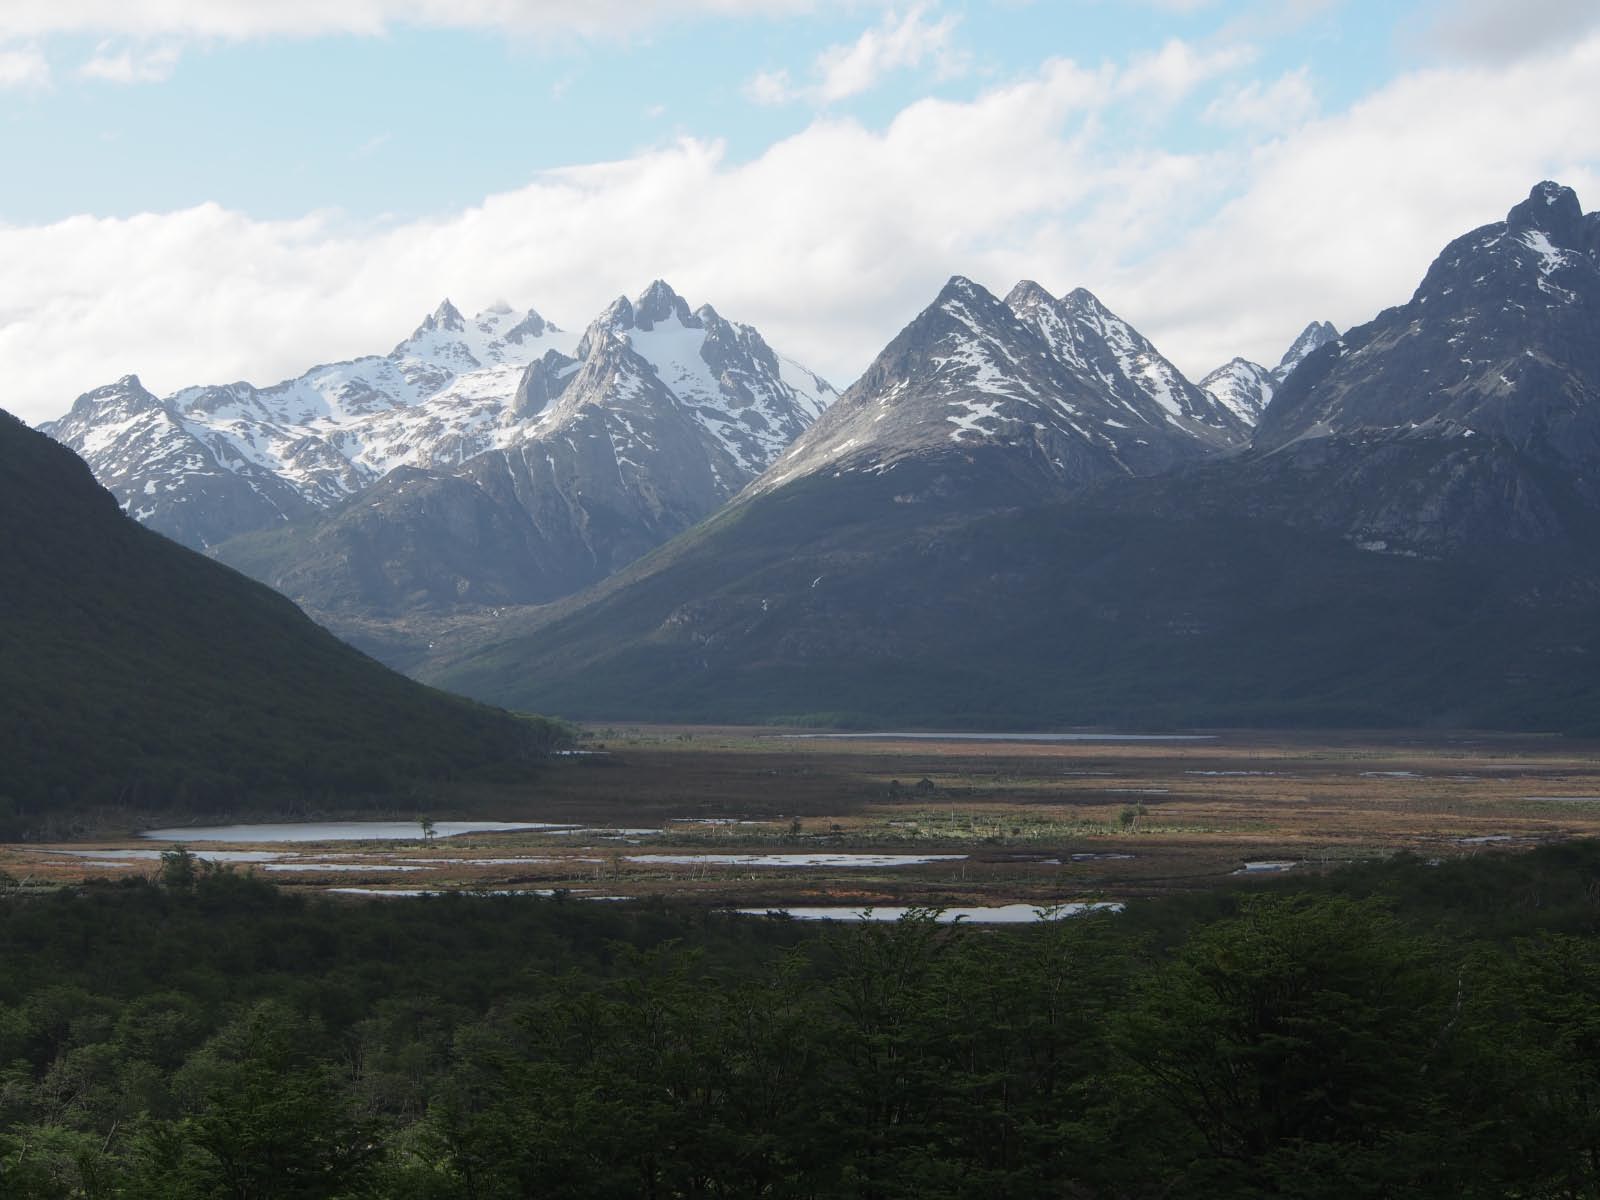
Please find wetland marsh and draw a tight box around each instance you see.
[9,726,1600,913]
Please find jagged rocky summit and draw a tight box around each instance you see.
[42,302,571,549]
[750,275,1247,503]
[44,285,835,556]
[199,282,837,622]
[45,282,836,619]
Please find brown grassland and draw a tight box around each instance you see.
[8,727,1600,912]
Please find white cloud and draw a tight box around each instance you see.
[0,58,1112,421]
[0,43,50,89]
[78,42,182,83]
[743,67,795,106]
[1203,67,1316,130]
[3,35,1600,426]
[1422,0,1600,64]
[813,2,964,102]
[745,2,964,106]
[1116,38,1256,107]
[0,1,836,40]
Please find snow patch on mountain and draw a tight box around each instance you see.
[1520,229,1570,276]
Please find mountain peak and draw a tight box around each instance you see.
[933,276,1001,315]
[67,374,158,417]
[1061,286,1111,314]
[422,299,466,332]
[634,280,698,330]
[1507,180,1585,243]
[1004,279,1055,313]
[573,296,638,361]
[1256,180,1600,457]
[1274,320,1339,381]
[396,299,469,349]
[1199,357,1275,426]
[500,308,552,344]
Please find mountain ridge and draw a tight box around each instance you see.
[210,281,836,620]
[749,274,1246,505]
[410,181,1600,733]
[44,283,836,555]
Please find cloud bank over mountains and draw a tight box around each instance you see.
[1,6,1597,425]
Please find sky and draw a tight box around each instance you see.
[2,0,1599,425]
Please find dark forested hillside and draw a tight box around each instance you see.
[0,408,568,834]
[418,463,1600,733]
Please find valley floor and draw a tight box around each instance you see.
[9,727,1600,910]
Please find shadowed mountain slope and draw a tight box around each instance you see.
[0,407,565,833]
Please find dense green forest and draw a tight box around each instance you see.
[7,844,1600,1197]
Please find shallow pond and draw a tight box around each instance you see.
[732,902,1124,923]
[1234,860,1298,874]
[626,853,968,868]
[779,732,1215,744]
[262,863,424,873]
[327,888,625,899]
[139,820,572,843]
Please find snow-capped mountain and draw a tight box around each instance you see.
[41,375,323,552]
[1199,358,1278,425]
[418,183,1600,734]
[43,302,575,548]
[1009,283,1248,447]
[45,287,835,557]
[569,281,833,479]
[1198,322,1340,426]
[208,282,838,622]
[752,275,1245,500]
